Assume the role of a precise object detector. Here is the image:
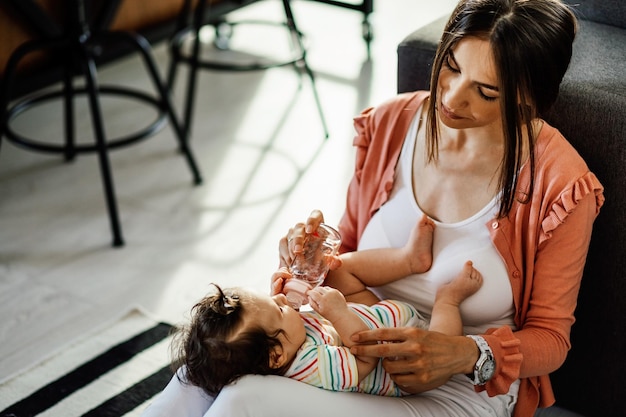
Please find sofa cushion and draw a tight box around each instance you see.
[543,18,626,417]
[396,15,446,94]
[564,0,626,29]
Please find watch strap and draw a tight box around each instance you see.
[467,335,495,385]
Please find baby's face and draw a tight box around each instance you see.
[236,288,306,365]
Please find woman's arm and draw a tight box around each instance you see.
[349,327,479,394]
[474,175,602,401]
[504,190,599,378]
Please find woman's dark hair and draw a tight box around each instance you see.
[426,0,577,217]
[170,284,291,396]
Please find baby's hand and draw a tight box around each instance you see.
[270,267,292,296]
[324,253,343,271]
[308,286,348,319]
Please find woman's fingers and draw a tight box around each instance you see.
[278,223,305,268]
[305,210,325,234]
[349,327,455,393]
[278,210,327,268]
[290,223,307,254]
[278,227,295,268]
[351,327,410,344]
[350,328,416,357]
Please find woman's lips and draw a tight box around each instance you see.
[440,104,463,120]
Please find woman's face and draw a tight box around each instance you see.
[437,37,502,130]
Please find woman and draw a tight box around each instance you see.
[142,1,603,416]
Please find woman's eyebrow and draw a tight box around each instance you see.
[449,50,499,92]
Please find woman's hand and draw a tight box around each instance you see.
[277,209,328,269]
[349,327,479,394]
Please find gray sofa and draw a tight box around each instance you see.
[396,1,626,416]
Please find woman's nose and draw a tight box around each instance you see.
[443,77,468,110]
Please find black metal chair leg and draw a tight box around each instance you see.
[81,54,124,247]
[180,0,206,148]
[114,31,203,185]
[301,62,329,138]
[2,38,123,247]
[166,0,194,91]
[165,0,204,150]
[2,0,203,248]
[63,59,77,161]
[165,39,180,91]
[167,0,330,143]
[281,0,329,138]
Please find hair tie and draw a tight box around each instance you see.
[222,294,239,312]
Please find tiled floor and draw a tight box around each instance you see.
[0,0,456,383]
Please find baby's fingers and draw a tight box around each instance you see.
[271,267,292,295]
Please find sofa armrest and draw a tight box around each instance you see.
[396,15,447,94]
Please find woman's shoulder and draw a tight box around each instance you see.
[354,91,428,126]
[352,91,429,149]
[535,120,592,176]
[531,120,604,218]
[380,90,429,109]
[365,91,429,122]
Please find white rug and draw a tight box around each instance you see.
[0,308,174,417]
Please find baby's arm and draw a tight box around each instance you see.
[307,287,378,383]
[325,214,434,303]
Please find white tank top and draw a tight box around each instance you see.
[361,113,516,334]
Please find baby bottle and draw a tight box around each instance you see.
[284,223,342,309]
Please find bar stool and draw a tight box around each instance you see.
[0,0,203,247]
[167,0,329,144]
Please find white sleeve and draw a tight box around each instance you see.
[140,368,214,417]
[144,369,510,417]
[204,375,403,417]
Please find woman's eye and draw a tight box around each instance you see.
[479,89,498,102]
[445,55,459,72]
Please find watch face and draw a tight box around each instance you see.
[480,360,496,382]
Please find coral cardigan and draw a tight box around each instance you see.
[337,91,604,417]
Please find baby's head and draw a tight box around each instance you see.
[171,284,306,395]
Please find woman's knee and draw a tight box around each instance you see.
[207,375,289,417]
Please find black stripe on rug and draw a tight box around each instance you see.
[0,322,172,417]
[82,365,173,417]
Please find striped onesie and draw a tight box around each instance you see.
[283,300,426,396]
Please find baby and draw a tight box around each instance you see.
[171,216,482,396]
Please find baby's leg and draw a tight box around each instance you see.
[429,261,482,336]
[405,214,435,274]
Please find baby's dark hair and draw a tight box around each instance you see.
[171,284,290,396]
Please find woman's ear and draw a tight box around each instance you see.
[269,345,286,369]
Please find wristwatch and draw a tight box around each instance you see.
[467,335,496,385]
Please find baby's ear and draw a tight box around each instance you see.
[269,345,286,369]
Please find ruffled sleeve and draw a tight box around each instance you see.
[338,92,429,253]
[477,326,523,396]
[351,107,376,187]
[337,106,376,253]
[540,172,604,245]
